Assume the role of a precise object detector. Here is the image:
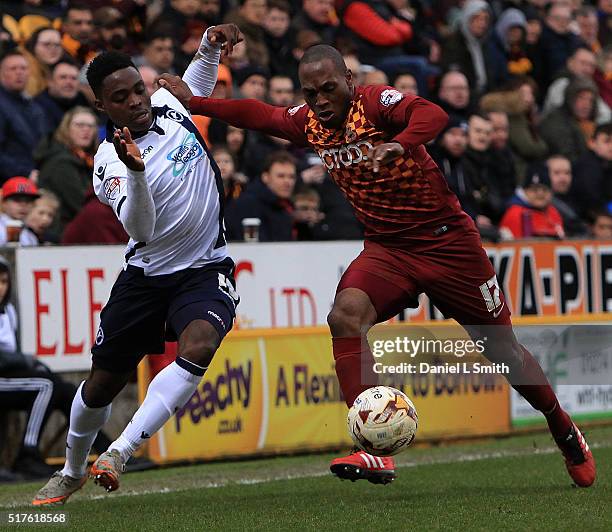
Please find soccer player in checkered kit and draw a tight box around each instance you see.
[33,25,243,506]
[159,44,596,487]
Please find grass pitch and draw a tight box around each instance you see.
[1,426,611,531]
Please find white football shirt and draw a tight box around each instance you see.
[93,88,227,275]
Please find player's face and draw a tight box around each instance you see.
[299,58,354,130]
[96,67,153,133]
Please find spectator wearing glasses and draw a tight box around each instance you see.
[22,27,66,98]
[436,70,476,122]
[34,107,98,235]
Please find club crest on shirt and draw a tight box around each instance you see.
[103,177,122,201]
[380,89,404,106]
[288,104,305,116]
[345,126,357,143]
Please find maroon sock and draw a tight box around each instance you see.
[512,346,572,439]
[332,337,377,407]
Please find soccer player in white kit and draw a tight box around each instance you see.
[33,24,243,506]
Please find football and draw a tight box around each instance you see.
[348,386,418,456]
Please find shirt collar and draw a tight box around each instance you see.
[105,106,165,142]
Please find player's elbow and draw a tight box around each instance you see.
[430,103,449,132]
[129,223,155,243]
[123,215,156,242]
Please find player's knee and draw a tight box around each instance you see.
[327,304,368,337]
[82,379,117,408]
[180,337,219,368]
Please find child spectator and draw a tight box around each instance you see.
[293,187,328,240]
[24,190,60,244]
[588,210,612,239]
[500,167,565,240]
[0,177,39,246]
[211,145,248,204]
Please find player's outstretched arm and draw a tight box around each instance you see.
[181,24,242,98]
[158,74,308,145]
[112,127,156,242]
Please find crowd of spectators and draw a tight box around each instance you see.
[0,0,611,244]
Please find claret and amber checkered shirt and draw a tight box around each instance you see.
[191,85,476,248]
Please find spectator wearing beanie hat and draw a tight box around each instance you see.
[500,166,565,240]
[235,64,269,100]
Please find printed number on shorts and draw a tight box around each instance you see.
[479,275,502,313]
[218,273,239,305]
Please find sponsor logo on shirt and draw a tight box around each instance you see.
[95,163,107,181]
[103,177,122,201]
[141,145,154,159]
[319,140,374,170]
[167,132,203,178]
[380,89,404,106]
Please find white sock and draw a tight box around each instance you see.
[110,359,204,463]
[61,381,111,479]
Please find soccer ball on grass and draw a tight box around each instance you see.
[347,386,418,456]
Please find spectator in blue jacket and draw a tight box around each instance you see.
[0,49,49,184]
[225,151,297,241]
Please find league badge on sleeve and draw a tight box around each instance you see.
[103,177,122,201]
[380,89,404,106]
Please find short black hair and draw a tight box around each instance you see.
[594,122,612,139]
[0,48,25,68]
[300,44,346,73]
[143,32,175,46]
[263,151,296,173]
[86,50,136,96]
[51,57,79,73]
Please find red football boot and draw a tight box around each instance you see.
[555,423,596,487]
[330,451,396,484]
